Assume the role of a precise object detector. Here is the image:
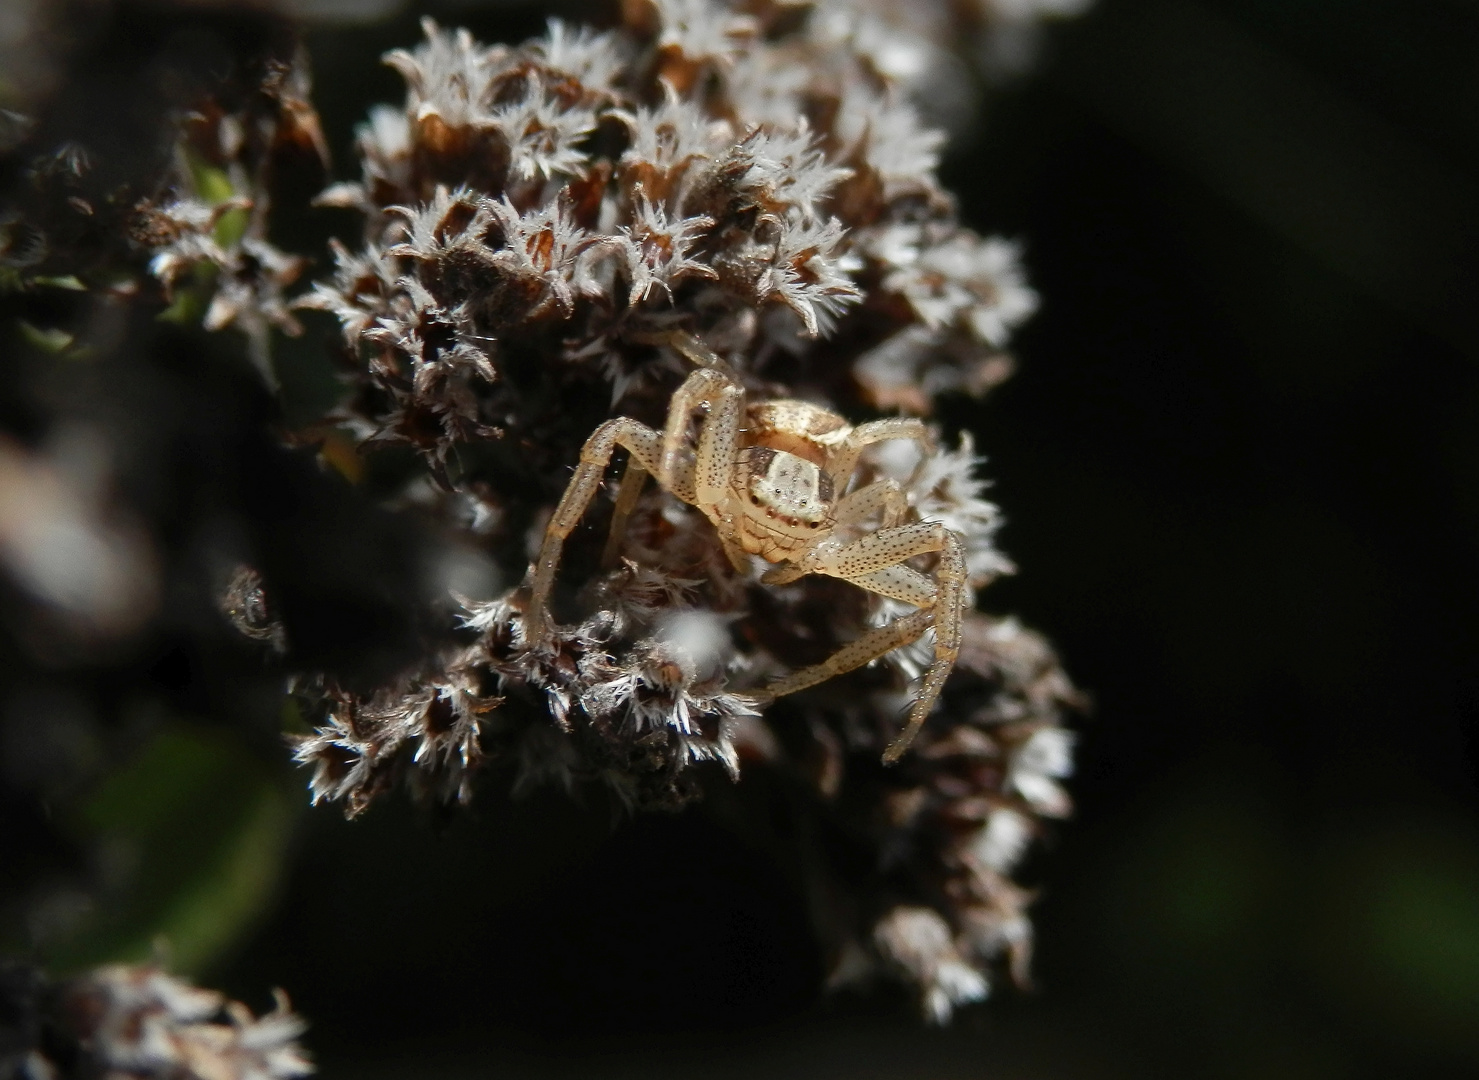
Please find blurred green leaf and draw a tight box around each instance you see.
[188,158,235,206]
[18,321,75,353]
[156,263,218,327]
[186,156,249,248]
[214,207,249,250]
[31,275,86,291]
[1108,760,1284,966]
[1371,863,1479,1013]
[45,725,295,977]
[1312,822,1479,1058]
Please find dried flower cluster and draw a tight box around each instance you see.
[799,0,1094,132]
[0,962,312,1080]
[301,1,1040,466]
[284,0,1081,1019]
[0,9,322,387]
[0,0,1082,1026]
[133,52,326,386]
[846,612,1080,1020]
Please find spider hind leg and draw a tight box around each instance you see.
[760,523,968,763]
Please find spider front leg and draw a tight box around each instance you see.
[835,478,909,529]
[760,479,906,587]
[525,418,666,642]
[600,368,729,569]
[761,522,967,763]
[660,365,749,572]
[660,367,743,503]
[826,417,936,494]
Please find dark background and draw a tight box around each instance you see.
[12,1,1479,1077]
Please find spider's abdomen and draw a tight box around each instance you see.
[746,401,848,466]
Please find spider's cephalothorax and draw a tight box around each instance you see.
[523,337,966,763]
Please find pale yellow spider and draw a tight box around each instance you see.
[523,336,966,764]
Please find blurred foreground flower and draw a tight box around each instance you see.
[0,962,312,1080]
[0,433,158,645]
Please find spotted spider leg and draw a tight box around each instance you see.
[760,521,967,763]
[837,479,909,530]
[652,329,740,379]
[660,366,749,571]
[825,417,936,494]
[602,336,741,565]
[758,480,908,588]
[526,417,686,641]
[600,458,652,567]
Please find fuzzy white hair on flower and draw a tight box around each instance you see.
[1007,726,1075,817]
[971,806,1035,872]
[484,196,593,315]
[292,711,379,809]
[488,71,598,181]
[812,5,935,87]
[714,45,812,128]
[851,324,944,409]
[616,87,730,178]
[749,213,861,337]
[74,966,313,1080]
[595,560,704,628]
[384,186,495,261]
[297,238,398,344]
[363,274,493,387]
[145,197,232,287]
[533,18,627,93]
[652,0,758,66]
[408,682,487,789]
[874,906,989,1024]
[579,639,750,779]
[836,90,946,194]
[899,232,1039,347]
[385,19,507,130]
[740,122,853,221]
[618,196,716,304]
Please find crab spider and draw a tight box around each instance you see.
[523,335,966,764]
